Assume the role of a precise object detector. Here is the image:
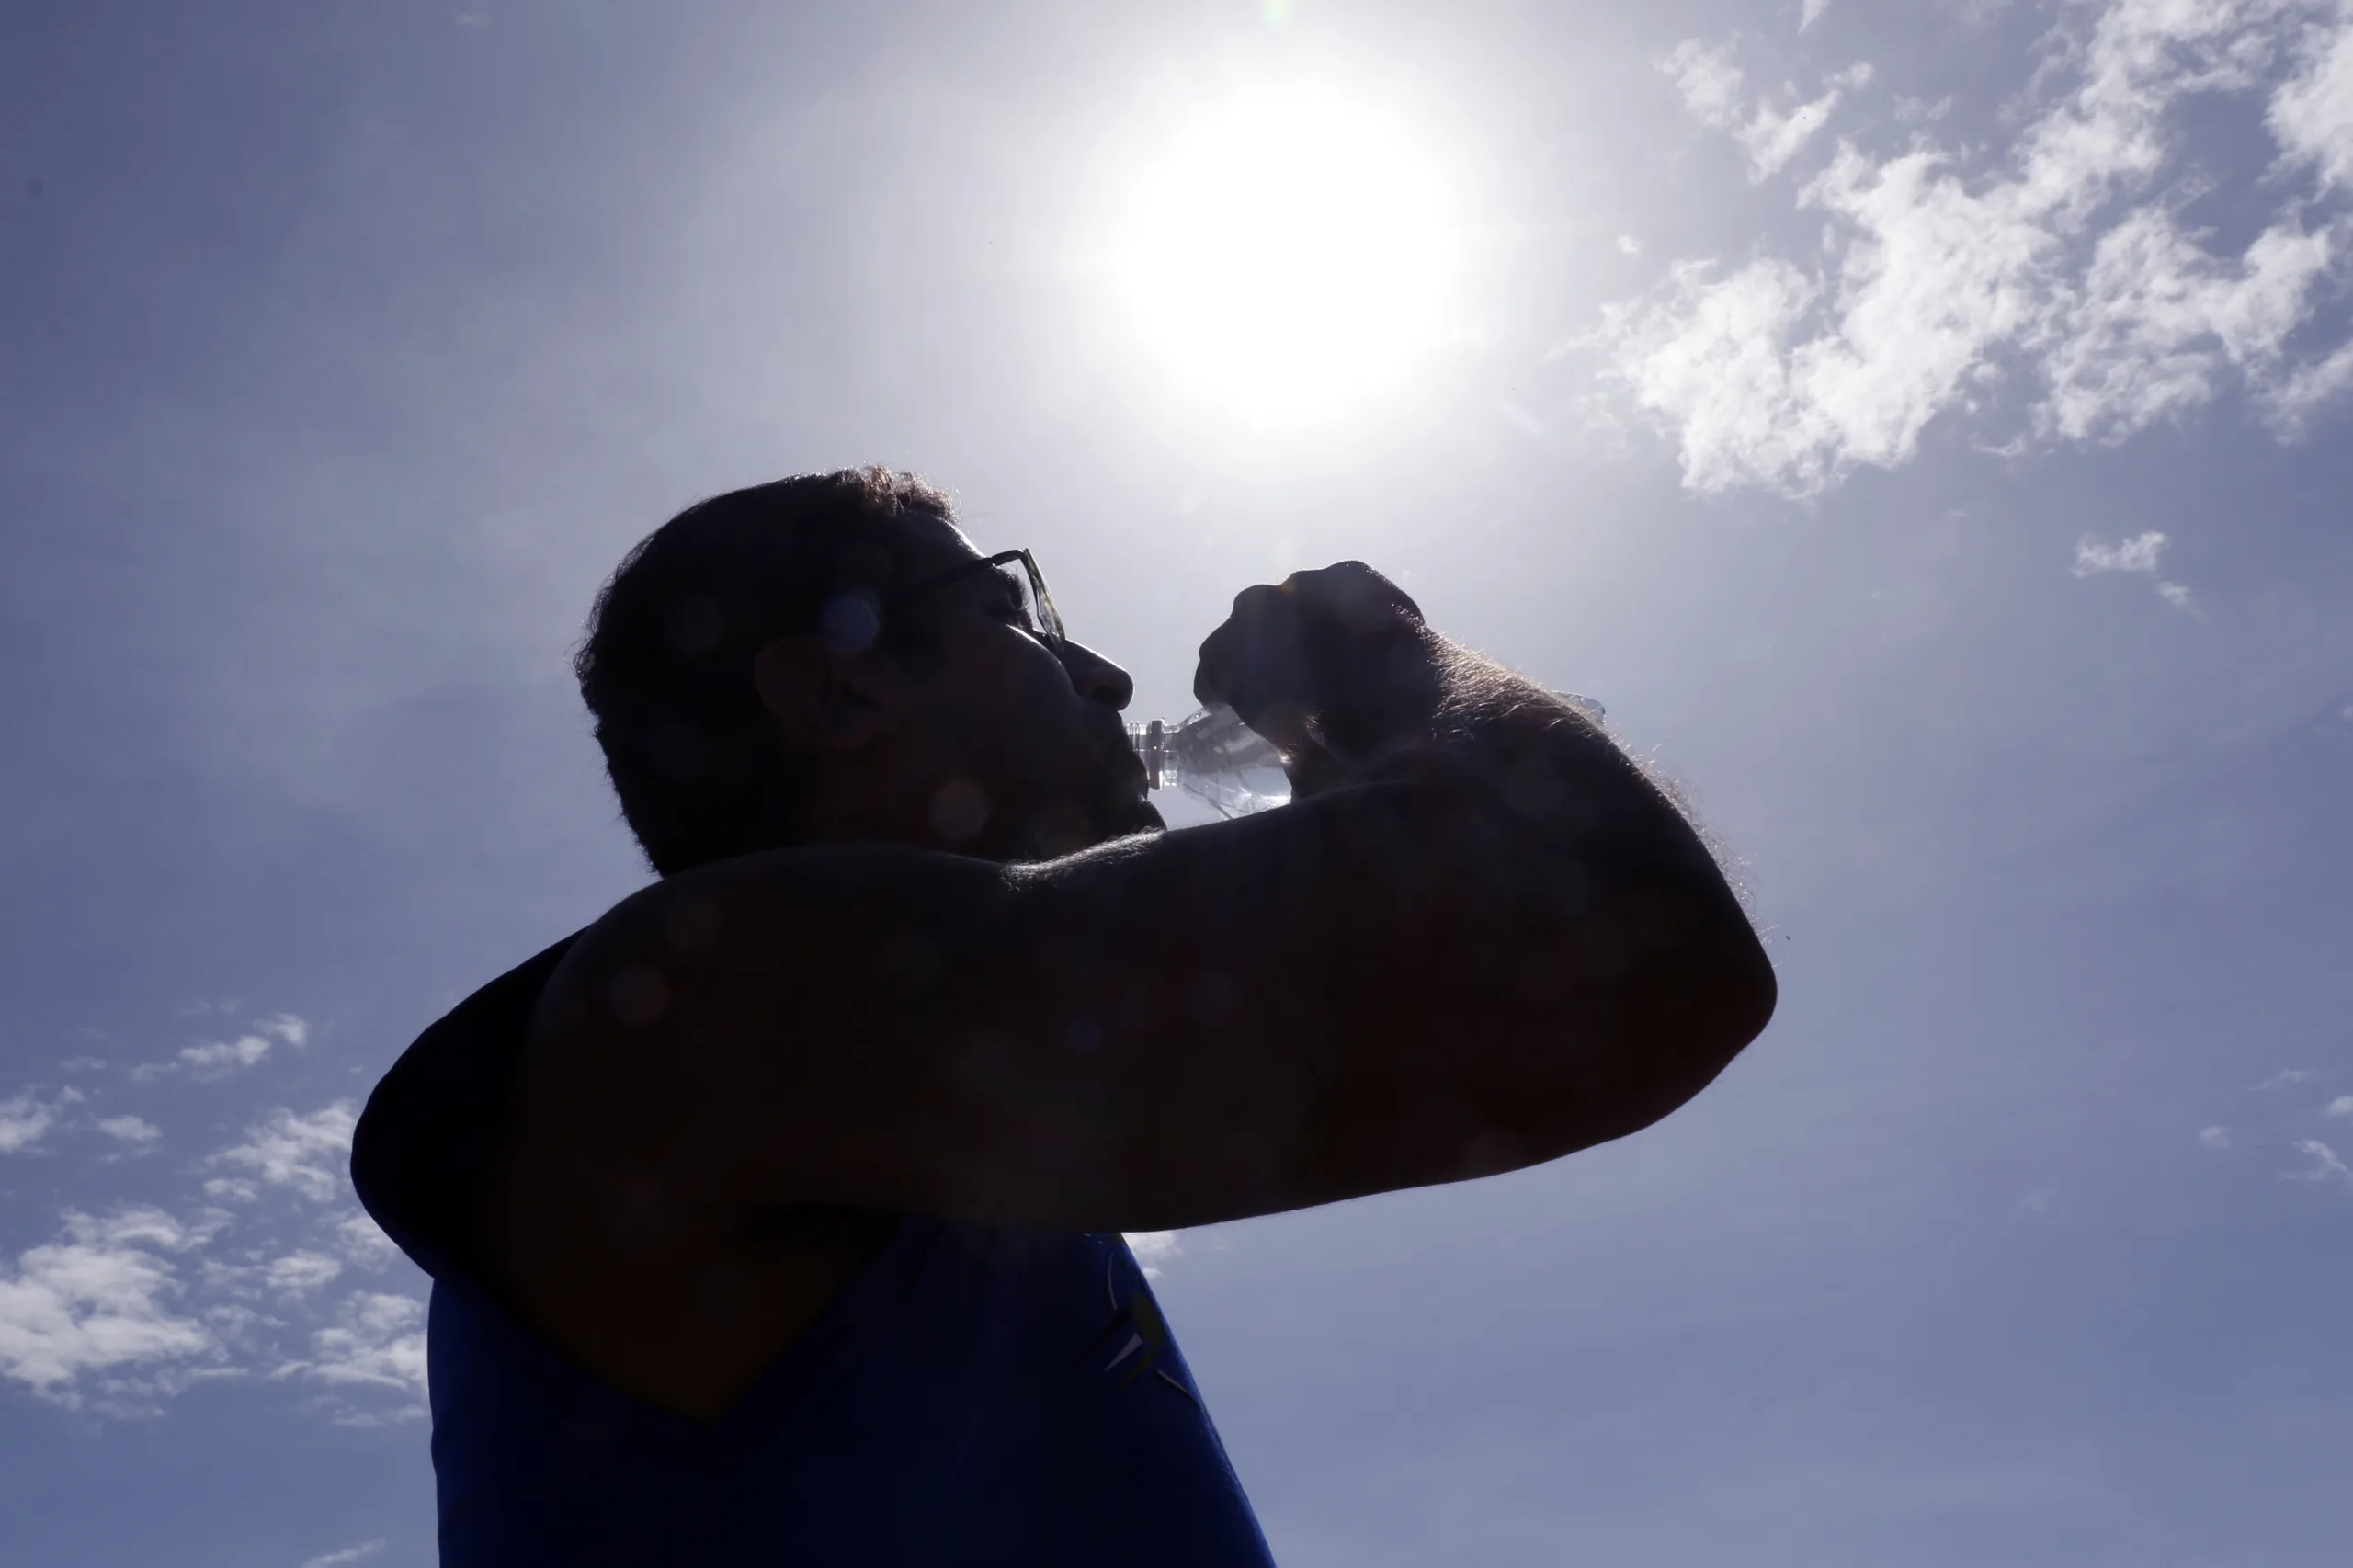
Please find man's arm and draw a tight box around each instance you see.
[518,564,1774,1233]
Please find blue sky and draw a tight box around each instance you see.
[3,1,2349,1563]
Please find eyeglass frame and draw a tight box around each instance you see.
[881,548,1067,654]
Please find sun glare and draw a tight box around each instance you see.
[1106,87,1461,422]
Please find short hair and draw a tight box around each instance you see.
[575,468,955,875]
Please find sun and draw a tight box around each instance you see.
[1105,86,1461,422]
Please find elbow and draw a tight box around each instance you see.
[1708,915,1779,1062]
[1658,913,1777,1117]
[1576,903,1778,1148]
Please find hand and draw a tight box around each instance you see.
[1192,562,1440,775]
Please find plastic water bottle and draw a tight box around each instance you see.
[1126,707,1290,817]
[1129,693,1604,818]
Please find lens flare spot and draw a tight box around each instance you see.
[606,965,670,1028]
[930,778,992,843]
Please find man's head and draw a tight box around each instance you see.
[576,468,1160,875]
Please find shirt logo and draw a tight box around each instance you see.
[1075,1244,1198,1403]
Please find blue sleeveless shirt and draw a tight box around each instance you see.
[352,937,1275,1566]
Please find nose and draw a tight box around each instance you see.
[1056,638,1135,711]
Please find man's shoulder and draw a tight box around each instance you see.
[350,933,585,1279]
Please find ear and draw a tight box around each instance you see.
[752,636,903,755]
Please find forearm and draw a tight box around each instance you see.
[1300,631,1724,903]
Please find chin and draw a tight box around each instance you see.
[1006,791,1164,862]
[1110,794,1166,838]
[1090,766,1166,842]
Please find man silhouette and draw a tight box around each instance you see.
[353,468,1775,1564]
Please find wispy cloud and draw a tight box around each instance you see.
[2255,1066,2318,1090]
[2075,529,2193,606]
[2287,1137,2353,1184]
[2199,1125,2233,1149]
[137,1013,309,1084]
[0,1087,82,1155]
[277,1291,428,1418]
[2326,1096,2353,1118]
[2270,1,2353,191]
[209,1103,358,1205]
[2075,531,2169,575]
[300,1540,387,1568]
[335,1212,401,1269]
[1663,40,1872,180]
[1588,0,2353,494]
[263,1252,346,1296]
[94,1115,162,1147]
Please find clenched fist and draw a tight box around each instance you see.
[1192,562,1443,790]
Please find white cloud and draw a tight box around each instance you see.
[211,1103,358,1205]
[1125,1230,1184,1279]
[264,1252,345,1296]
[335,1211,401,1270]
[2075,530,2169,574]
[2325,1095,2353,1118]
[278,1292,428,1414]
[2199,1125,2234,1149]
[94,1115,162,1146]
[0,1210,217,1404]
[85,1208,202,1252]
[174,1035,274,1076]
[1663,40,1866,180]
[2074,529,2195,603]
[2267,337,2353,430]
[2256,1066,2317,1089]
[2041,209,2337,442]
[2287,1137,2353,1183]
[1,1094,426,1422]
[1589,256,1828,490]
[1593,0,2353,494]
[300,1541,386,1568]
[255,1014,311,1049]
[137,1012,310,1082]
[2270,2,2353,190]
[0,1088,81,1155]
[1748,91,1847,181]
[1664,39,1745,131]
[1802,0,1836,30]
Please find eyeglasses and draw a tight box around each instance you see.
[884,548,1066,653]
